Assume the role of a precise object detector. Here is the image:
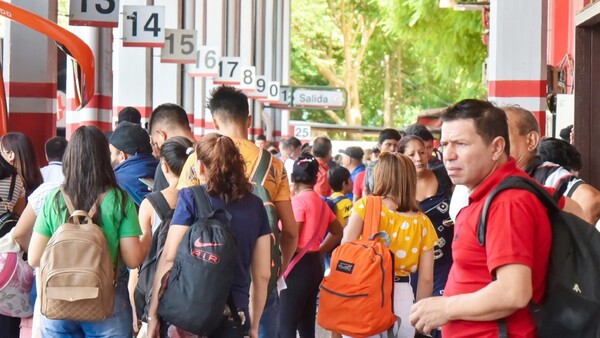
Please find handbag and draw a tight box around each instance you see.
[0,229,34,317]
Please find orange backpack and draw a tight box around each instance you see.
[317,196,397,337]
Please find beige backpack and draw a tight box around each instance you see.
[39,188,115,321]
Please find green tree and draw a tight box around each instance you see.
[291,0,487,129]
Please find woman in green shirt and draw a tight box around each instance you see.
[28,126,145,337]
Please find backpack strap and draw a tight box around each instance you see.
[7,174,16,202]
[332,195,349,205]
[362,196,382,239]
[145,192,173,220]
[60,187,108,221]
[250,149,272,186]
[189,185,215,217]
[283,200,328,279]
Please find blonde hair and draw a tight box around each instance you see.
[372,152,419,212]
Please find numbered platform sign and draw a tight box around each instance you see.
[161,29,197,63]
[70,0,119,27]
[247,76,268,100]
[293,125,311,141]
[266,85,293,109]
[123,6,165,47]
[188,46,220,77]
[214,57,242,85]
[238,66,256,92]
[258,81,280,104]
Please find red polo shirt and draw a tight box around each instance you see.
[314,158,332,197]
[442,158,561,338]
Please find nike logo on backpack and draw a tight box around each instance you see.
[194,239,223,248]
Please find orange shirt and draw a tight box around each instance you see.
[314,158,332,197]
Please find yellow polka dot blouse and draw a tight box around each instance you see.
[353,197,438,276]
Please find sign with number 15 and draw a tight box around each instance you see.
[122,6,165,47]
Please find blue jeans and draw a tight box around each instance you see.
[40,267,132,338]
[258,288,280,338]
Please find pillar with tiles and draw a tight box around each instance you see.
[487,0,548,134]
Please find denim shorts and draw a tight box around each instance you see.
[40,267,133,338]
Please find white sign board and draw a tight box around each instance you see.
[70,0,119,27]
[161,29,197,64]
[248,76,268,99]
[293,125,311,141]
[188,46,220,77]
[259,81,280,103]
[292,89,345,109]
[122,6,165,47]
[214,57,242,85]
[238,66,256,92]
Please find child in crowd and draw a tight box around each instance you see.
[343,152,437,338]
[278,154,343,338]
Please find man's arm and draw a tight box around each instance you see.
[274,200,299,271]
[570,183,600,224]
[410,264,532,334]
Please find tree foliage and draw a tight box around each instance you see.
[291,0,487,129]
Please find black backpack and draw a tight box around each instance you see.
[477,176,600,338]
[0,175,19,238]
[158,186,239,336]
[134,191,173,321]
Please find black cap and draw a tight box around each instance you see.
[117,107,142,125]
[109,122,152,155]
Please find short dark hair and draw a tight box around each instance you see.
[405,124,434,142]
[149,103,190,133]
[328,166,351,192]
[281,137,302,151]
[538,137,582,172]
[207,86,249,125]
[118,107,142,125]
[502,105,540,135]
[45,136,68,162]
[441,99,510,156]
[378,128,402,145]
[312,136,332,158]
[256,134,267,141]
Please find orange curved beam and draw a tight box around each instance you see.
[0,1,95,134]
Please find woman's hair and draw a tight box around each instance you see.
[160,136,194,177]
[373,152,419,212]
[0,155,17,180]
[291,154,319,185]
[0,132,43,192]
[398,135,425,154]
[61,126,126,214]
[538,137,582,172]
[195,133,252,203]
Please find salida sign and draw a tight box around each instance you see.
[267,86,347,111]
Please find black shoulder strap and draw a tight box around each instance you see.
[190,185,214,217]
[145,192,173,220]
[7,174,16,202]
[251,149,272,185]
[477,176,559,246]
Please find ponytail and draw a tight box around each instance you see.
[195,133,252,202]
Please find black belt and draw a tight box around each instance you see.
[394,275,410,283]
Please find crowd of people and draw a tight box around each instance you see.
[0,85,597,338]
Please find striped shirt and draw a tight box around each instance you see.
[0,175,26,214]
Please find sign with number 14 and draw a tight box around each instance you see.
[122,6,165,47]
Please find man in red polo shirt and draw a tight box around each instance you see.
[409,99,561,338]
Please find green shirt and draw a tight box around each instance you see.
[34,188,142,267]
